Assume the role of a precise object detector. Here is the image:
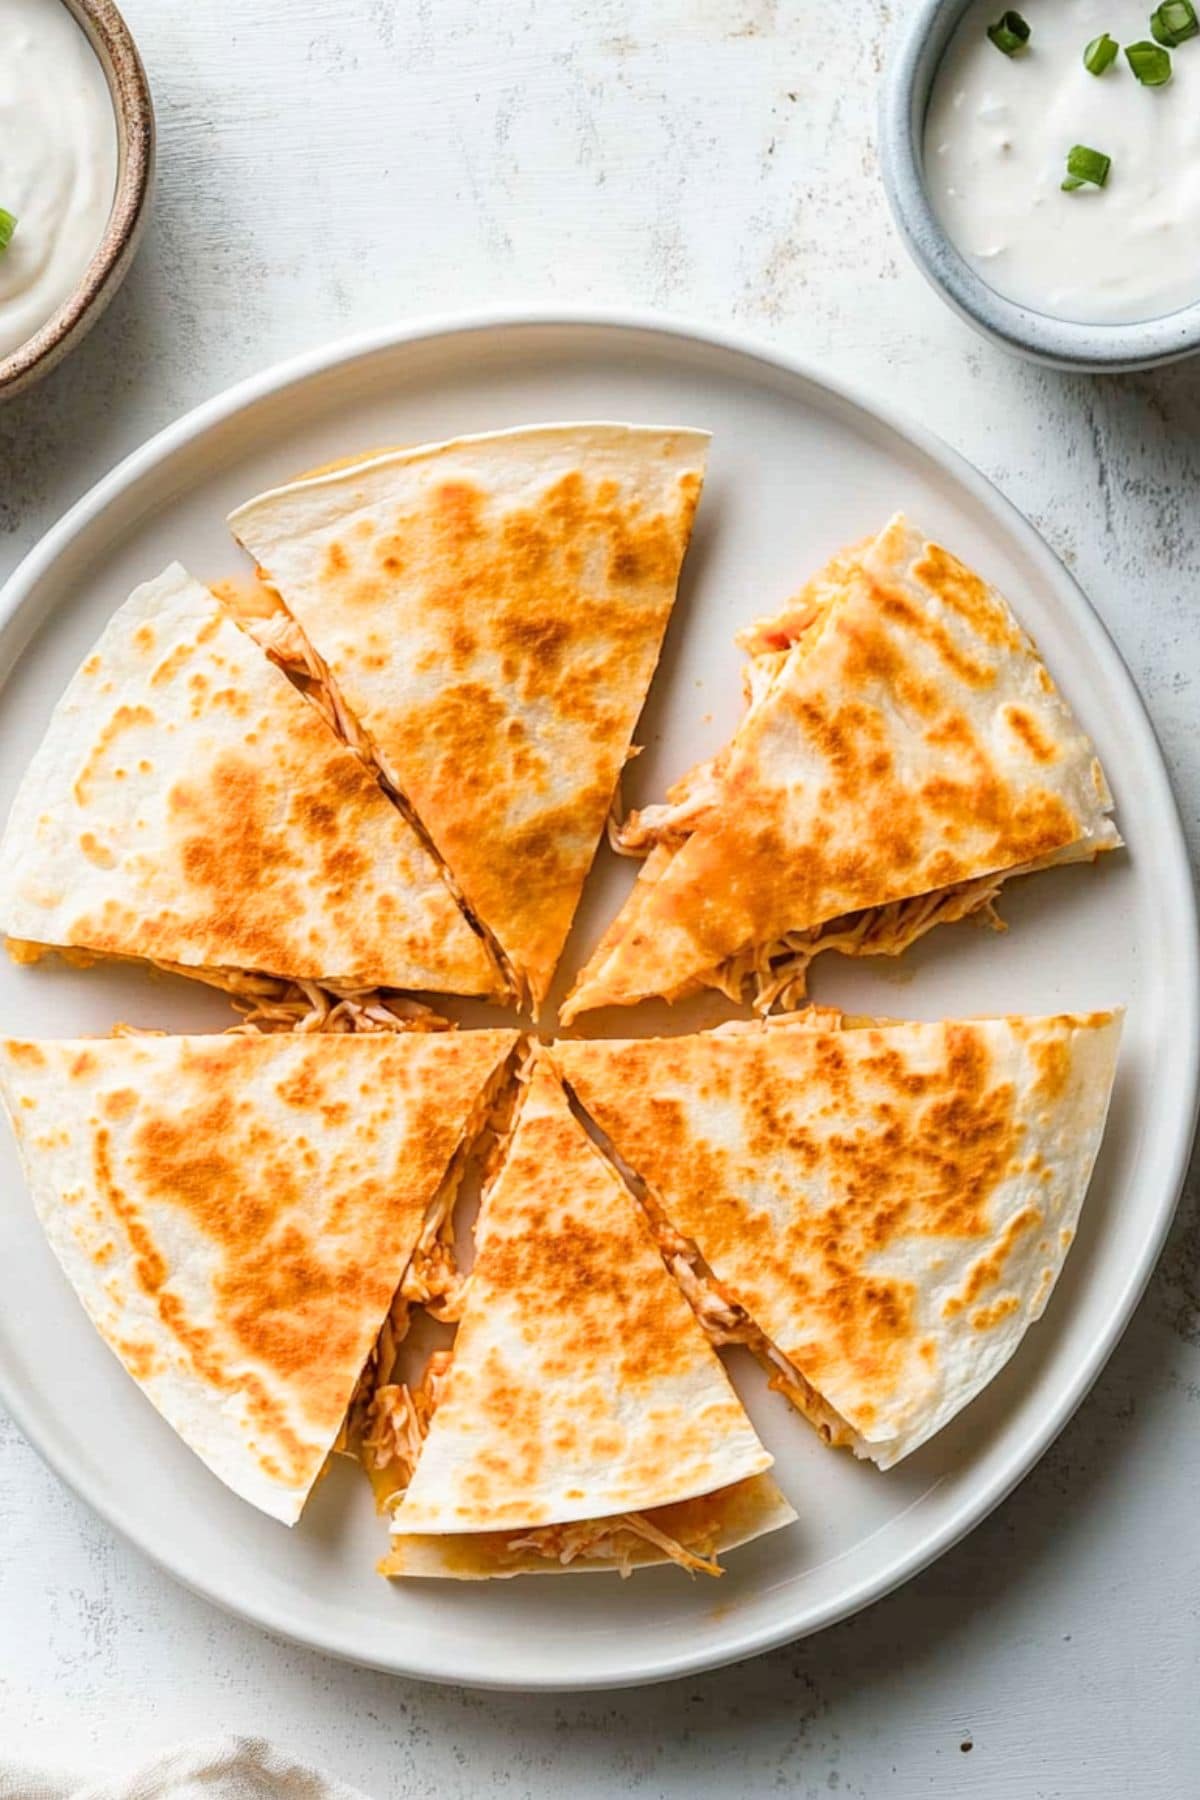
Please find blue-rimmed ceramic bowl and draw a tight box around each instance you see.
[879,0,1200,371]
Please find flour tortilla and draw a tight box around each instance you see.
[0,564,502,1001]
[228,423,709,1012]
[553,1011,1122,1468]
[0,1028,518,1522]
[384,1056,791,1577]
[563,515,1120,1020]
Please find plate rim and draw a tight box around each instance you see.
[1,304,1196,1691]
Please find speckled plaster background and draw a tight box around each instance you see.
[1,2,1198,1794]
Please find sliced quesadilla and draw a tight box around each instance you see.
[382,1055,794,1577]
[0,1028,518,1522]
[552,1010,1122,1468]
[0,564,505,1021]
[227,423,709,1013]
[562,515,1120,1021]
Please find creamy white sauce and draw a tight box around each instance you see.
[0,0,118,360]
[925,0,1200,324]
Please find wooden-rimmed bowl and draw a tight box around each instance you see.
[0,0,154,401]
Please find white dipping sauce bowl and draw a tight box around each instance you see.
[879,0,1200,370]
[0,0,154,401]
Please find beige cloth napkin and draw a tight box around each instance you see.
[0,1738,371,1800]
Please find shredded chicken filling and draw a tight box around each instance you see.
[225,977,448,1036]
[396,1128,483,1324]
[5,941,448,1035]
[712,871,1010,1015]
[239,607,372,758]
[708,837,1106,1015]
[505,1512,723,1579]
[631,1179,855,1449]
[358,1349,455,1499]
[608,817,1076,1014]
[341,1058,522,1505]
[613,766,723,859]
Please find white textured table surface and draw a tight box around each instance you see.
[2,2,1198,1793]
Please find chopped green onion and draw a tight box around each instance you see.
[1151,1,1198,45]
[0,209,15,256]
[1083,32,1119,72]
[1062,144,1111,189]
[1125,38,1173,80]
[987,9,1030,54]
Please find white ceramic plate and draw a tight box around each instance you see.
[0,312,1194,1691]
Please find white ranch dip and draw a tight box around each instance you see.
[0,0,118,359]
[925,0,1200,324]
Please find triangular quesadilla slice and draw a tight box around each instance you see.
[227,423,709,1014]
[0,565,505,1019]
[562,515,1120,1021]
[382,1055,793,1578]
[552,1010,1121,1468]
[0,1028,518,1523]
